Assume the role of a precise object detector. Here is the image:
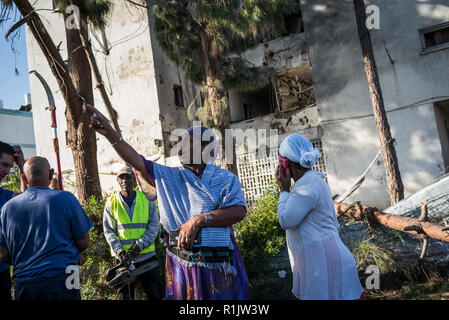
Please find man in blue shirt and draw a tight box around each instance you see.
[0,156,92,300]
[0,141,25,300]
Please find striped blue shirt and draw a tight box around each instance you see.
[143,158,246,249]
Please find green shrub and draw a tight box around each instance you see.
[351,237,397,275]
[234,182,286,275]
[80,196,116,300]
[80,195,165,300]
[0,165,21,193]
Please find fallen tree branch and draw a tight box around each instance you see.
[334,201,449,242]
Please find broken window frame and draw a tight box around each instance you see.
[271,64,317,113]
[419,22,449,55]
[173,84,185,108]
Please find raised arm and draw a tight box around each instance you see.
[87,104,151,184]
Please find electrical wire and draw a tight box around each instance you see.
[321,96,449,125]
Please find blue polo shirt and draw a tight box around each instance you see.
[0,187,14,272]
[0,187,93,283]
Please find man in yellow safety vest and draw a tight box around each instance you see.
[103,167,161,300]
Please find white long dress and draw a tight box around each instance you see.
[278,170,364,300]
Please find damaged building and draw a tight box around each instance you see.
[25,0,449,209]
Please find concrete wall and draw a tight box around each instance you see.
[144,5,201,157]
[227,32,321,153]
[230,106,321,155]
[90,1,166,193]
[26,1,71,189]
[0,109,36,159]
[299,0,449,209]
[25,0,449,208]
[26,0,165,194]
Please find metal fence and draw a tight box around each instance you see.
[236,140,327,206]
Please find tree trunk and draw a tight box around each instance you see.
[199,29,238,175]
[79,29,122,136]
[63,15,102,202]
[334,202,449,242]
[12,0,101,203]
[353,0,404,205]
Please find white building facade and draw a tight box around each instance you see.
[25,0,449,209]
[0,108,36,159]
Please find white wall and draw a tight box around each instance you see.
[26,0,165,195]
[300,0,449,209]
[0,110,36,159]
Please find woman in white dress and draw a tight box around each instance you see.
[276,134,365,300]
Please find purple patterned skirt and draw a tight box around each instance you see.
[165,233,251,300]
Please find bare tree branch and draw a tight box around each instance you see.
[126,0,155,9]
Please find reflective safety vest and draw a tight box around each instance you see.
[108,190,155,255]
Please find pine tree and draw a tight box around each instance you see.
[151,0,300,172]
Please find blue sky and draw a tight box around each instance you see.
[0,8,30,110]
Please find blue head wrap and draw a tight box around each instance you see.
[279,134,322,169]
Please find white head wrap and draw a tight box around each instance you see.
[279,134,322,169]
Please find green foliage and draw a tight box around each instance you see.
[398,272,449,300]
[351,237,397,275]
[0,165,20,193]
[152,0,300,90]
[234,181,286,275]
[80,195,165,300]
[234,181,295,299]
[80,196,116,300]
[56,0,113,28]
[195,93,230,126]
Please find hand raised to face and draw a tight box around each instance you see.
[12,145,25,170]
[275,164,292,192]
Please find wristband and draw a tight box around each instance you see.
[205,213,211,227]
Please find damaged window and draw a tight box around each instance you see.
[229,85,276,122]
[420,22,449,53]
[279,9,304,35]
[229,64,316,122]
[271,63,316,112]
[173,84,184,108]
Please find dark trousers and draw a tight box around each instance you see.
[14,272,81,300]
[0,269,12,300]
[117,258,162,300]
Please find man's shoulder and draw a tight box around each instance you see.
[44,189,77,200]
[41,190,83,211]
[208,165,239,185]
[0,187,14,200]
